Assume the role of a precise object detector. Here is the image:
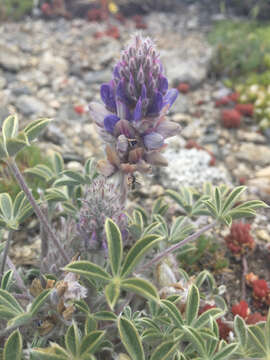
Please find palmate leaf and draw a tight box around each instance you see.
[79,330,105,357]
[161,299,184,327]
[6,137,28,157]
[212,343,238,360]
[2,114,18,141]
[30,289,51,315]
[185,285,200,325]
[65,322,80,357]
[105,282,120,310]
[105,219,123,276]
[118,316,145,360]
[3,329,22,360]
[121,278,159,303]
[63,261,111,282]
[32,343,69,360]
[0,193,12,220]
[84,315,97,333]
[121,234,163,278]
[24,118,52,142]
[0,289,24,314]
[150,340,180,360]
[1,270,14,290]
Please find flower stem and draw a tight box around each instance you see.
[138,220,218,273]
[7,158,69,263]
[6,256,29,295]
[0,230,13,279]
[242,255,248,299]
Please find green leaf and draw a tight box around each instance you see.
[194,308,223,329]
[65,322,80,357]
[105,282,120,310]
[24,164,53,181]
[74,299,90,314]
[105,219,123,276]
[63,261,111,282]
[185,285,200,325]
[7,313,32,327]
[32,343,69,360]
[93,311,117,321]
[183,326,206,356]
[234,315,247,348]
[84,315,97,333]
[161,299,184,327]
[52,152,64,174]
[12,192,28,219]
[213,343,238,360]
[24,118,51,142]
[0,305,17,320]
[0,139,8,158]
[1,270,13,290]
[222,186,246,214]
[247,325,266,354]
[0,289,24,314]
[61,170,86,183]
[118,317,145,360]
[80,330,106,356]
[121,234,163,278]
[215,187,221,215]
[2,115,18,141]
[30,289,51,315]
[3,329,22,360]
[6,138,28,157]
[0,193,12,220]
[150,340,179,360]
[121,278,159,302]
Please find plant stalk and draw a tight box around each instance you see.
[0,230,14,279]
[6,256,29,295]
[138,220,218,273]
[241,255,248,299]
[7,158,69,263]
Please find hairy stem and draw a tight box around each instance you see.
[6,256,29,295]
[7,158,69,263]
[0,230,14,279]
[241,255,248,299]
[138,220,218,273]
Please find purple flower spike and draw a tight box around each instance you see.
[133,97,143,122]
[144,132,164,150]
[163,89,179,109]
[104,114,120,133]
[100,83,116,112]
[158,75,169,94]
[147,92,163,116]
[89,34,181,179]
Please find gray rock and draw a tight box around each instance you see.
[16,95,47,116]
[12,86,32,96]
[84,70,111,84]
[0,77,6,90]
[0,44,27,72]
[236,143,270,166]
[159,148,231,190]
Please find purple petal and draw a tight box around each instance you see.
[113,64,121,79]
[163,89,178,109]
[100,83,116,112]
[116,80,126,102]
[104,114,120,133]
[143,132,164,150]
[158,75,169,94]
[88,102,111,127]
[133,97,143,122]
[147,91,163,116]
[155,120,181,139]
[141,84,147,99]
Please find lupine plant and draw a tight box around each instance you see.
[0,34,269,360]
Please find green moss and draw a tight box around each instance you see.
[208,20,270,79]
[0,0,33,20]
[0,145,51,198]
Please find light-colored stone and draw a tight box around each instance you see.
[236,143,270,166]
